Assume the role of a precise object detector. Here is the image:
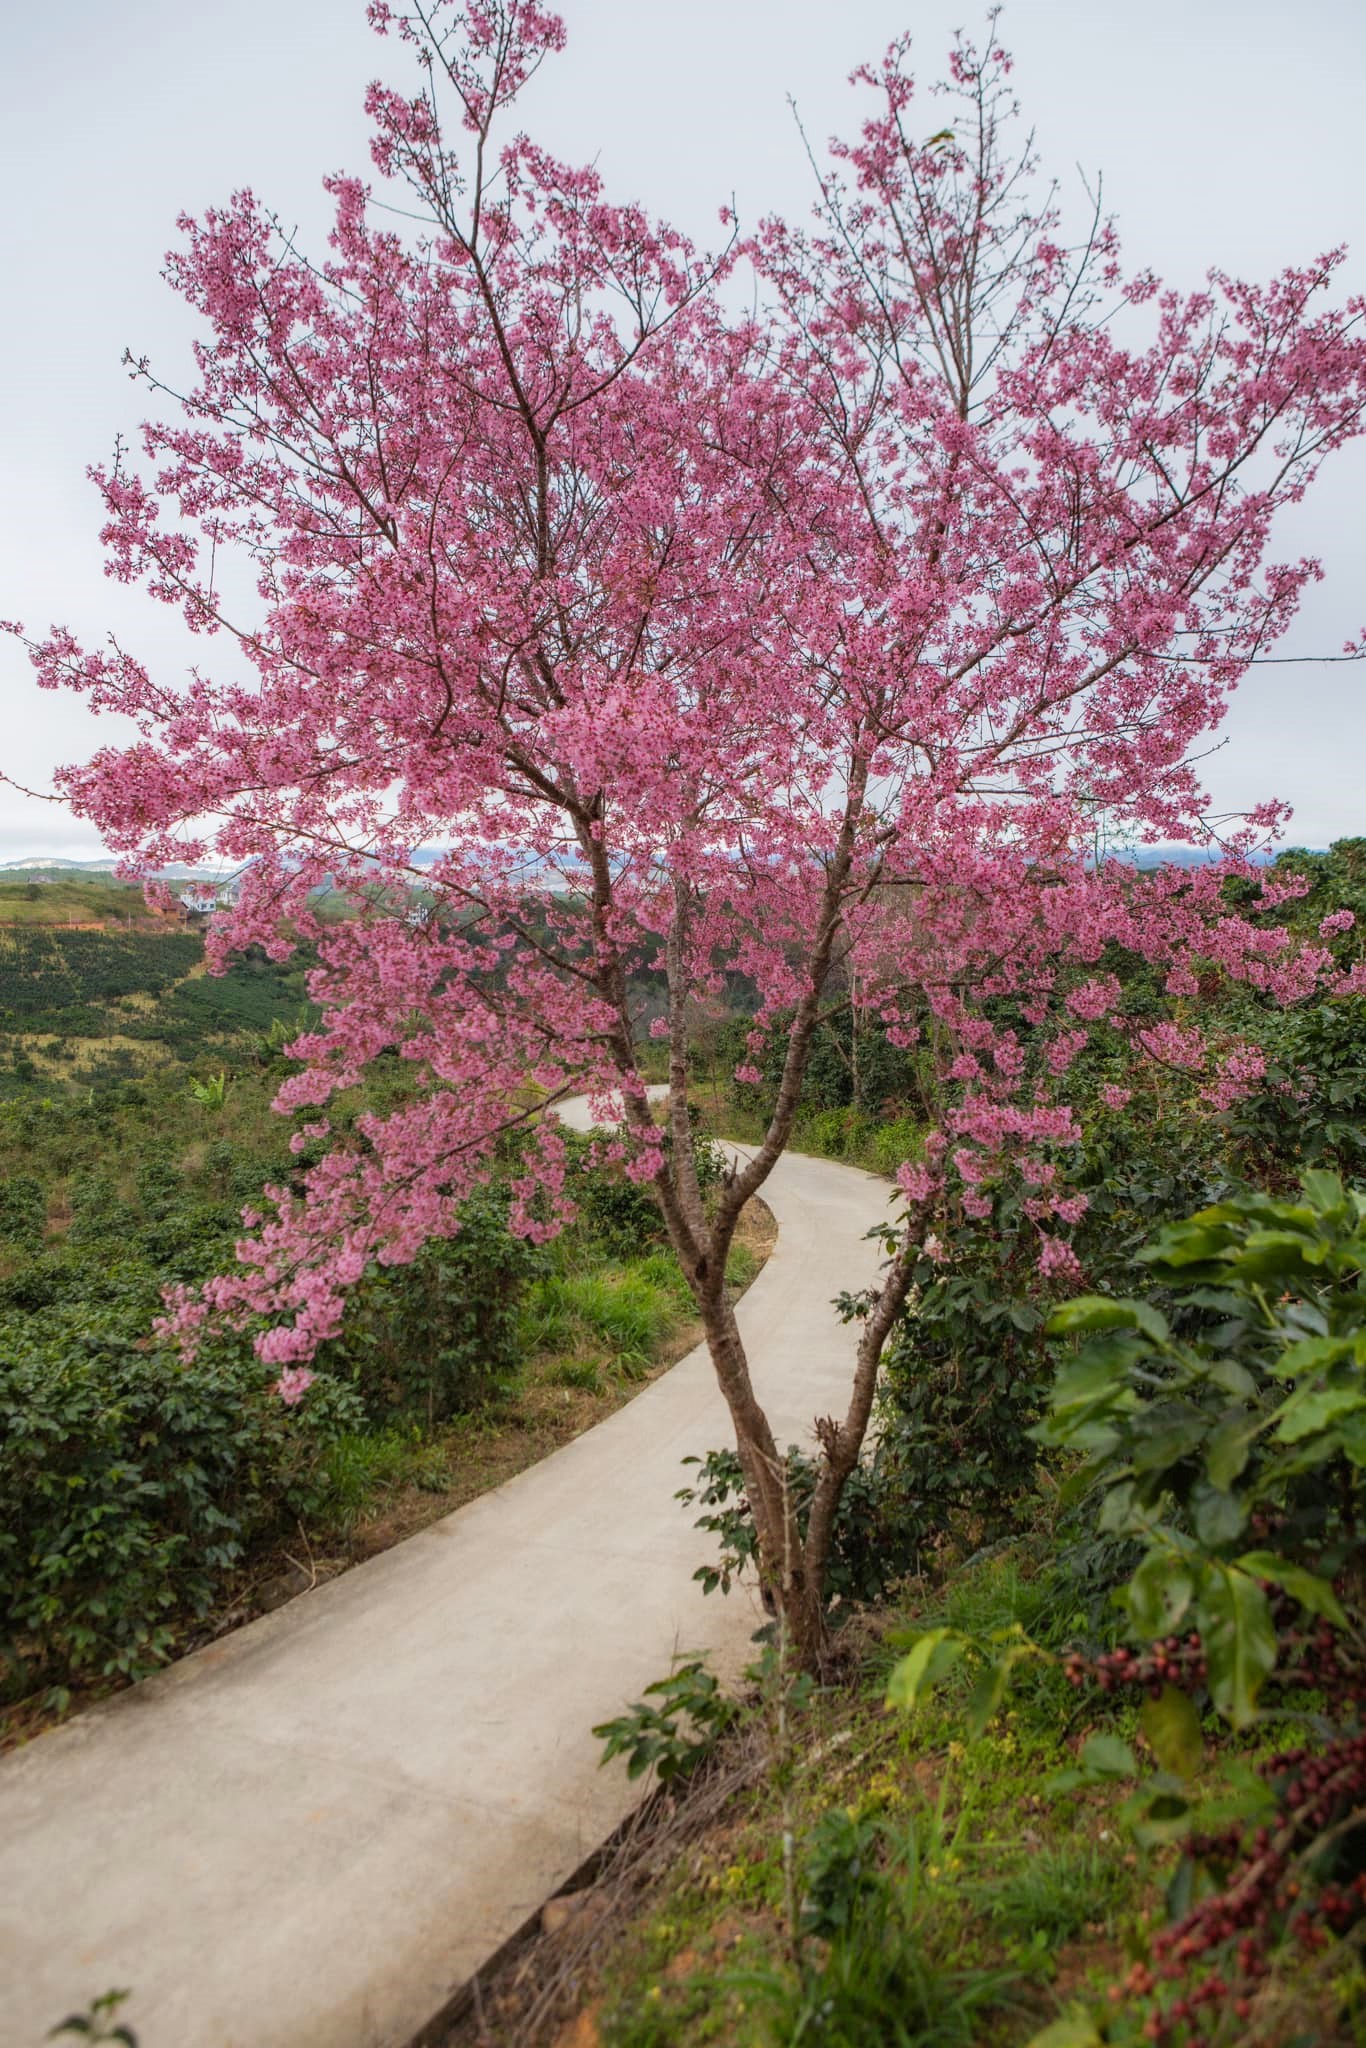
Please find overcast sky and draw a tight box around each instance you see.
[2,0,1363,861]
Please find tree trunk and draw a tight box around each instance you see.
[689,1228,919,1673]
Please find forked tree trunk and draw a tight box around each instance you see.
[689,1229,918,1675]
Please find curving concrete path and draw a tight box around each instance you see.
[0,1098,891,2048]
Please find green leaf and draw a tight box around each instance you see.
[1128,1788,1196,1849]
[1048,1349,1136,1412]
[1079,1732,1137,1778]
[885,1628,966,1711]
[1205,1412,1258,1490]
[1234,1551,1349,1626]
[1024,2019,1104,2048]
[966,1656,1011,1738]
[1129,1407,1207,1473]
[1141,1222,1232,1269]
[1274,1384,1366,1443]
[1189,1478,1248,1547]
[1207,1356,1258,1399]
[1203,1567,1277,1728]
[1267,1333,1357,1380]
[1126,1547,1194,1638]
[1302,1167,1347,1213]
[1048,1295,1169,1342]
[1141,1685,1203,1780]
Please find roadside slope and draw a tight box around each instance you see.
[0,1103,891,2048]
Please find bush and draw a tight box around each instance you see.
[0,1171,44,1246]
[800,1104,874,1159]
[679,1444,922,1614]
[876,1199,1052,1542]
[317,1189,544,1423]
[1225,995,1366,1185]
[1040,1167,1366,1716]
[866,1117,922,1177]
[877,1089,1230,1549]
[0,1329,353,1692]
[567,1139,667,1254]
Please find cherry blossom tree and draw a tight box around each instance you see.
[12,2,1366,1664]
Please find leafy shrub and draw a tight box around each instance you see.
[800,1104,874,1159]
[1225,995,1366,1184]
[1019,1171,1366,2041]
[0,1170,44,1246]
[593,1657,739,1783]
[877,1198,1052,1542]
[1039,1168,1365,1722]
[317,1189,544,1423]
[876,1086,1231,1552]
[67,1172,126,1246]
[0,1330,355,1692]
[679,1444,922,1614]
[865,1117,923,1177]
[567,1144,667,1254]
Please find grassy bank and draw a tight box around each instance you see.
[448,1529,1366,2048]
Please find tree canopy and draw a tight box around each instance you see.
[13,1,1366,1657]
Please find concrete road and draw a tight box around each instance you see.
[0,1097,892,2048]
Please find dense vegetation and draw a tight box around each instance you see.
[530,842,1366,2048]
[8,849,1366,2040]
[0,882,753,1723]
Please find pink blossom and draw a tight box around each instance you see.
[11,2,1363,1381]
[896,1161,938,1204]
[1137,1022,1206,1071]
[1320,909,1356,937]
[1065,975,1120,1022]
[275,1366,316,1405]
[1036,1237,1083,1285]
[1099,1083,1132,1111]
[1201,1045,1268,1111]
[1045,1029,1088,1076]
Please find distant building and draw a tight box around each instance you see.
[179,886,223,917]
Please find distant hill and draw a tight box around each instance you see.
[0,857,230,882]
[0,877,161,929]
[1120,844,1283,870]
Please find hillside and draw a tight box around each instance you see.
[0,876,313,1096]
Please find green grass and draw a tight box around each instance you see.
[520,1257,692,1377]
[577,1541,1164,2048]
[548,1357,606,1393]
[0,878,151,925]
[968,1845,1133,1948]
[519,1241,761,1383]
[287,1426,457,1534]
